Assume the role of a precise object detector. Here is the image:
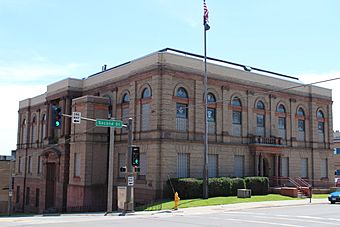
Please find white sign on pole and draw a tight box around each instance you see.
[72,112,81,124]
[127,176,134,186]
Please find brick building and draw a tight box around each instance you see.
[0,152,15,214]
[14,48,334,213]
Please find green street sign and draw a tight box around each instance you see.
[95,119,123,128]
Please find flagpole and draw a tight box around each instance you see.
[202,0,209,199]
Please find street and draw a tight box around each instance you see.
[1,200,340,226]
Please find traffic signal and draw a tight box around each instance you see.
[132,146,140,167]
[52,105,62,128]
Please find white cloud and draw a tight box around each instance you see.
[299,71,340,131]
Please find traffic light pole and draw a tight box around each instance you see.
[105,126,115,215]
[124,118,134,213]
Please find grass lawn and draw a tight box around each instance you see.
[140,194,303,211]
[312,194,329,199]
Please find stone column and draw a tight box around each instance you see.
[254,153,259,176]
[259,153,263,176]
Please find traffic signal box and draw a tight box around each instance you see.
[52,105,62,128]
[132,146,140,167]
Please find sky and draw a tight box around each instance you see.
[0,0,339,155]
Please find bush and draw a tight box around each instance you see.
[245,177,269,195]
[167,178,203,199]
[209,177,232,197]
[230,178,246,195]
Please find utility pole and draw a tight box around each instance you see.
[124,118,134,213]
[105,125,115,215]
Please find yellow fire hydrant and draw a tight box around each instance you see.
[174,192,180,210]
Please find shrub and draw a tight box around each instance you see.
[209,177,232,197]
[167,178,203,199]
[245,177,269,195]
[230,178,246,195]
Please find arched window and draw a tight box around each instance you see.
[141,87,152,131]
[142,88,151,99]
[121,93,130,133]
[277,104,286,139]
[277,104,286,113]
[176,87,188,131]
[256,101,265,110]
[31,116,37,144]
[21,119,27,145]
[317,110,325,142]
[231,97,242,136]
[256,101,265,136]
[207,92,216,134]
[176,87,188,98]
[122,93,129,103]
[41,114,47,141]
[297,107,306,141]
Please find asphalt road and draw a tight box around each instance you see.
[1,202,340,226]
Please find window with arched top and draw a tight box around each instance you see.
[122,93,129,103]
[207,92,216,134]
[277,104,286,113]
[297,107,306,141]
[121,93,130,133]
[231,97,242,136]
[41,114,47,141]
[142,88,151,99]
[31,116,37,144]
[176,87,188,98]
[231,97,241,107]
[256,101,265,136]
[317,110,325,142]
[277,104,286,139]
[176,87,189,131]
[141,87,152,131]
[21,118,27,145]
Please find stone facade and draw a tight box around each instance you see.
[14,49,334,213]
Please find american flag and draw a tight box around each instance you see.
[203,0,210,30]
[203,0,209,23]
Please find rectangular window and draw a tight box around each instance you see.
[141,104,150,131]
[28,156,32,174]
[37,156,42,174]
[122,107,129,133]
[298,120,305,132]
[16,186,20,203]
[208,154,218,178]
[74,153,80,177]
[176,103,188,131]
[177,153,189,178]
[25,187,30,205]
[278,117,286,129]
[176,103,188,119]
[300,158,308,178]
[207,108,216,134]
[35,188,40,208]
[118,153,126,178]
[232,111,241,124]
[256,115,265,127]
[318,122,324,133]
[320,159,328,178]
[234,155,244,177]
[281,157,289,177]
[336,148,340,155]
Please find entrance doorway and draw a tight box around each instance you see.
[45,163,56,209]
